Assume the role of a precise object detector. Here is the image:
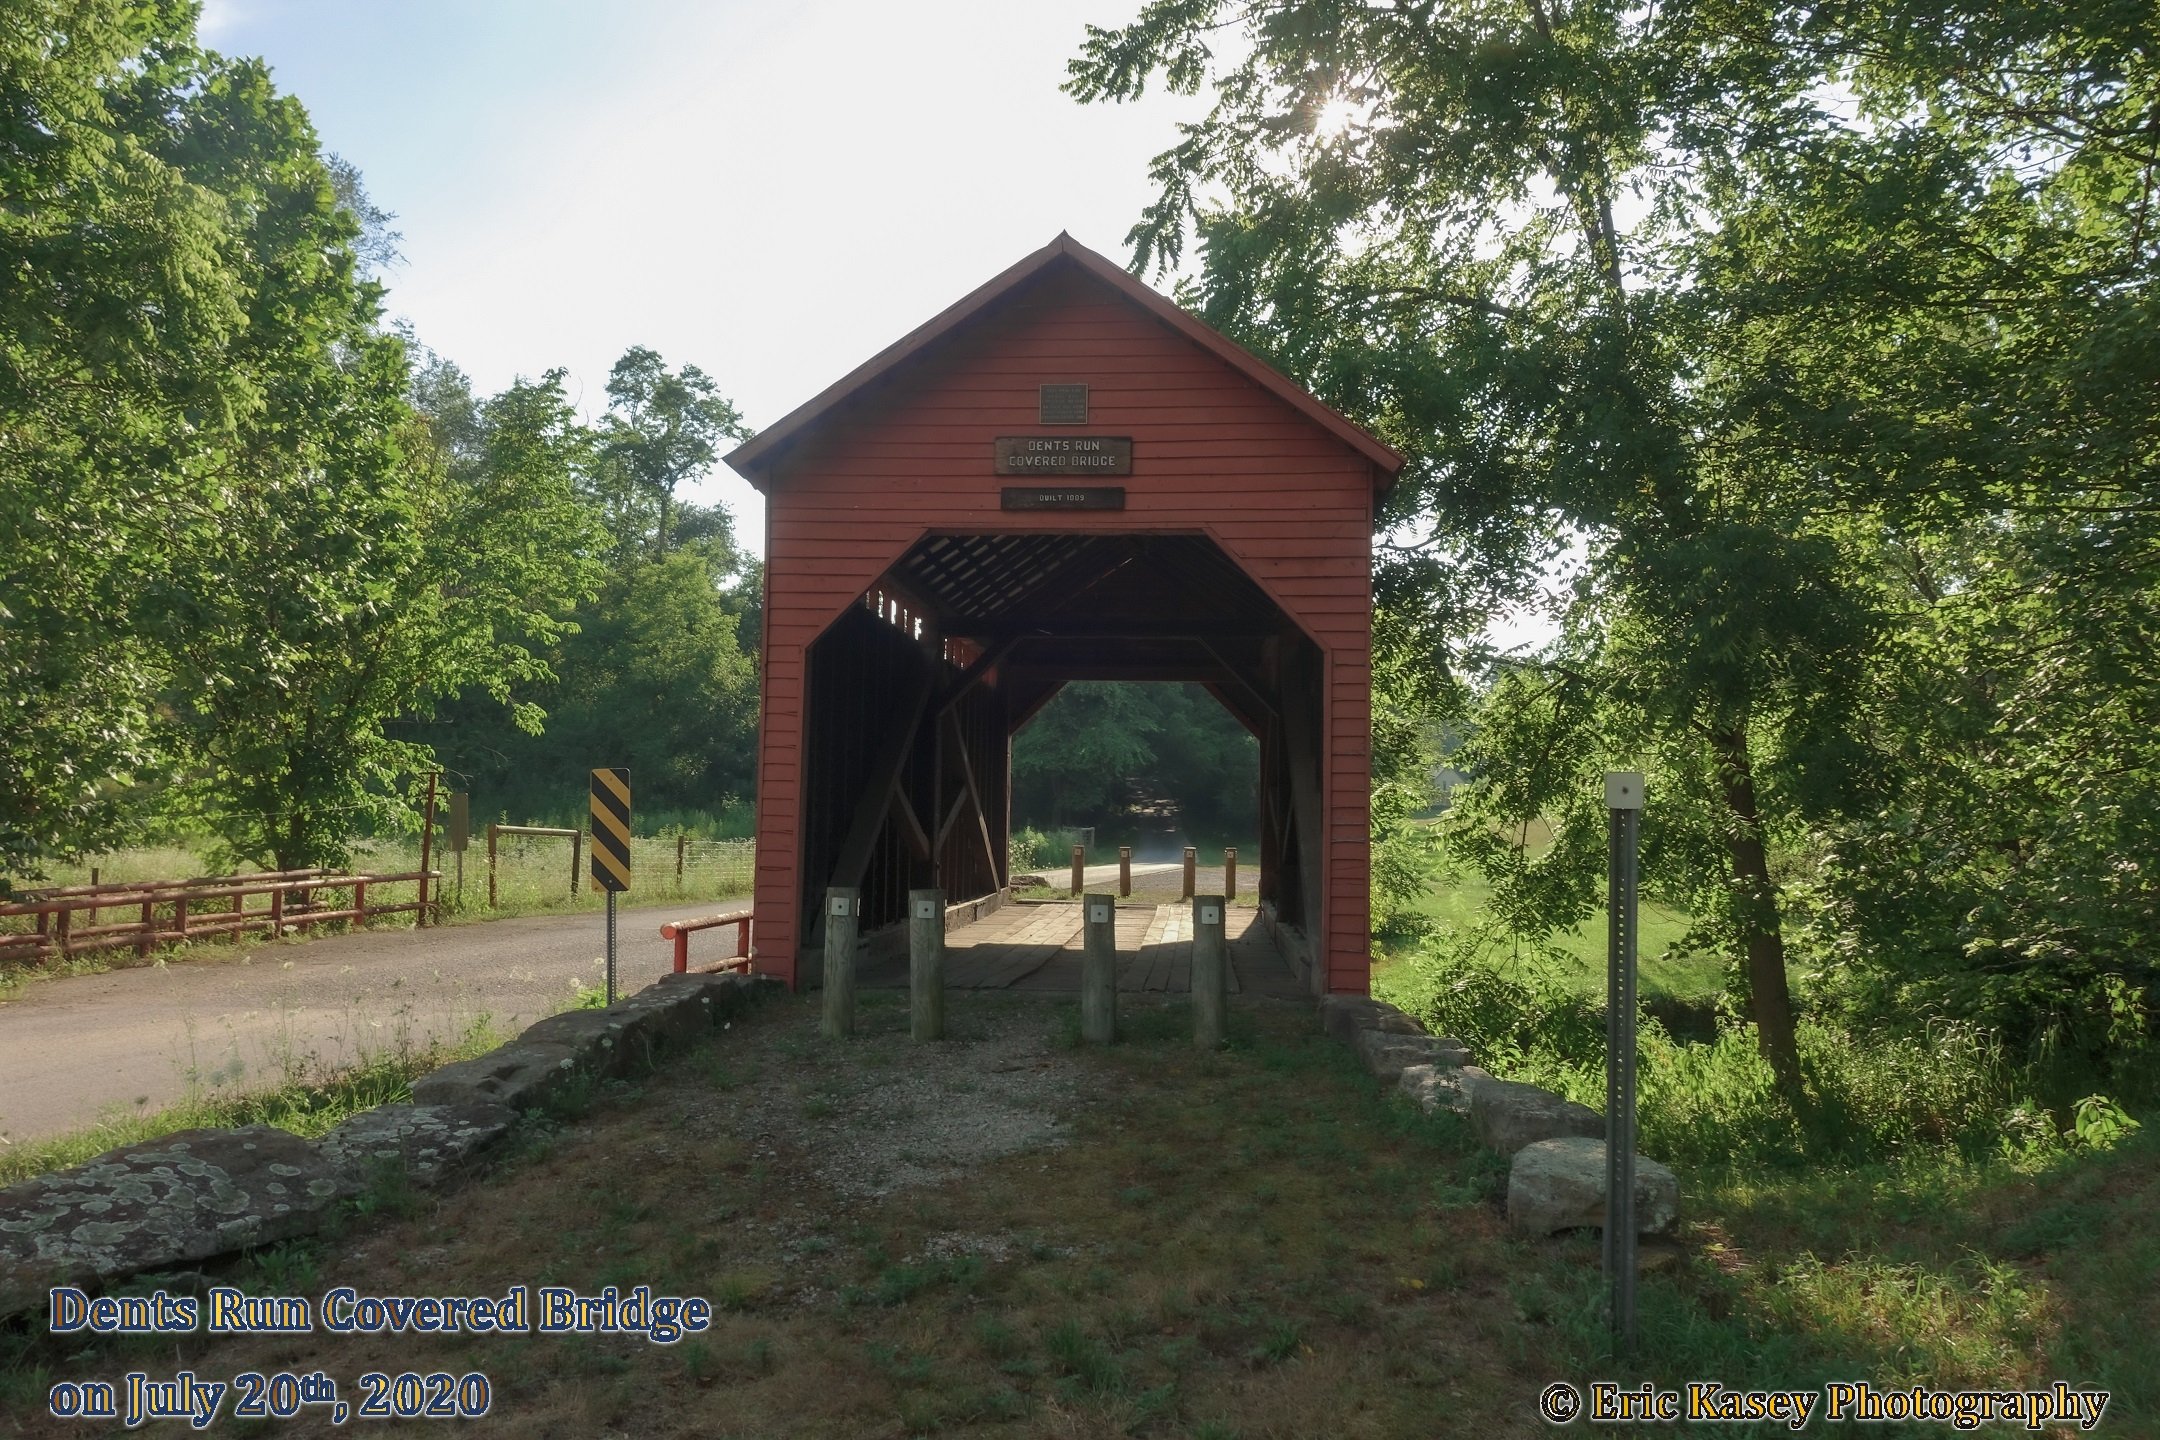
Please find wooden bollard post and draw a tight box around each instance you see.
[1082,892,1117,1043]
[1192,894,1227,1048]
[1224,847,1238,901]
[1069,843,1084,897]
[909,887,945,1042]
[1181,846,1197,900]
[1118,846,1131,898]
[823,886,859,1039]
[487,824,499,909]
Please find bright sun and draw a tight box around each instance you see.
[1313,95,1363,139]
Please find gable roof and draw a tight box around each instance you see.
[723,232,1406,490]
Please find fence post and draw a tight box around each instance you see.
[735,915,750,963]
[1181,846,1197,900]
[1192,894,1227,1048]
[1225,847,1238,901]
[570,830,582,898]
[173,897,189,942]
[1118,846,1131,898]
[417,771,438,927]
[1069,843,1084,897]
[53,907,71,963]
[1082,893,1117,1043]
[677,834,687,890]
[823,887,859,1039]
[910,888,945,1042]
[487,824,499,910]
[354,880,369,928]
[268,888,284,941]
[137,899,154,958]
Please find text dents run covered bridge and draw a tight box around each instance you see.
[725,233,1404,996]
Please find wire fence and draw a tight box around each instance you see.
[355,835,756,916]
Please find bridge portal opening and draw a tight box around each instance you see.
[794,532,1326,972]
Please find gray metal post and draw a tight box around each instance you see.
[1192,894,1227,1049]
[1081,893,1117,1043]
[823,886,859,1040]
[909,888,945,1042]
[605,889,617,1007]
[1604,771,1643,1354]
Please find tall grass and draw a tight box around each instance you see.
[1374,938,2129,1173]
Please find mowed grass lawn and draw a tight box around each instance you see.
[1405,873,1712,1001]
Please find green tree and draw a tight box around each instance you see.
[1,0,253,880]
[1069,0,2160,1091]
[594,347,750,557]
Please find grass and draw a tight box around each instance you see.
[0,1015,507,1188]
[8,988,2149,1437]
[1401,869,1711,1001]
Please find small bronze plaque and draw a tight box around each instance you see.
[1039,383,1089,424]
[994,435,1132,475]
[1002,487,1126,511]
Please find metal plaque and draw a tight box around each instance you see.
[1088,903,1111,924]
[1001,486,1126,512]
[447,792,470,853]
[914,898,938,920]
[1199,904,1222,926]
[1039,383,1089,424]
[994,435,1132,476]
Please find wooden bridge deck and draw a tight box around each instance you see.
[857,901,1302,998]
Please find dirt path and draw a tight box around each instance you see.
[0,901,740,1145]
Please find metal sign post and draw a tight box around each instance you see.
[1604,770,1644,1354]
[589,768,632,1006]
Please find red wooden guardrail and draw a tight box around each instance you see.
[0,868,441,967]
[659,906,753,974]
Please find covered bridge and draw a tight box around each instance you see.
[724,234,1403,997]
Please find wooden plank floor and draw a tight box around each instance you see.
[858,901,1302,998]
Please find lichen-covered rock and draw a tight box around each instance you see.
[1319,994,1423,1046]
[1469,1079,1604,1155]
[317,1103,515,1187]
[1398,1062,1496,1115]
[0,1127,353,1321]
[1506,1135,1679,1237]
[409,1039,587,1110]
[1354,1029,1474,1083]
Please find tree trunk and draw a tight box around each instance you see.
[1709,723,1802,1097]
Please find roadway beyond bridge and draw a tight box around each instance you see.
[0,901,722,1147]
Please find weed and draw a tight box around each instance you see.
[1044,1318,1125,1398]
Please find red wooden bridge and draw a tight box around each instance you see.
[726,234,1401,996]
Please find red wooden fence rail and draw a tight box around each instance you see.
[0,869,441,967]
[659,907,753,975]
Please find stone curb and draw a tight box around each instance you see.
[1320,988,1681,1239]
[0,971,777,1320]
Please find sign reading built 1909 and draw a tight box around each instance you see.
[993,435,1132,475]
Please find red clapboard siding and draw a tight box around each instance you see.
[738,239,1393,994]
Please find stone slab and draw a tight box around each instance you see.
[1506,1135,1679,1237]
[317,1103,516,1188]
[1319,994,1423,1047]
[1399,1062,1497,1115]
[1470,1079,1605,1155]
[1355,1030,1474,1083]
[0,1127,353,1321]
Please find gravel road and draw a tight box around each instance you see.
[0,900,739,1146]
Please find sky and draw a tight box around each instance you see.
[198,0,1210,554]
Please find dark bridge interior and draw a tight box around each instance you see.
[796,531,1328,970]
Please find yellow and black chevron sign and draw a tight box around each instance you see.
[589,767,631,893]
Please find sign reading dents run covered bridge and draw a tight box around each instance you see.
[724,232,1404,996]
